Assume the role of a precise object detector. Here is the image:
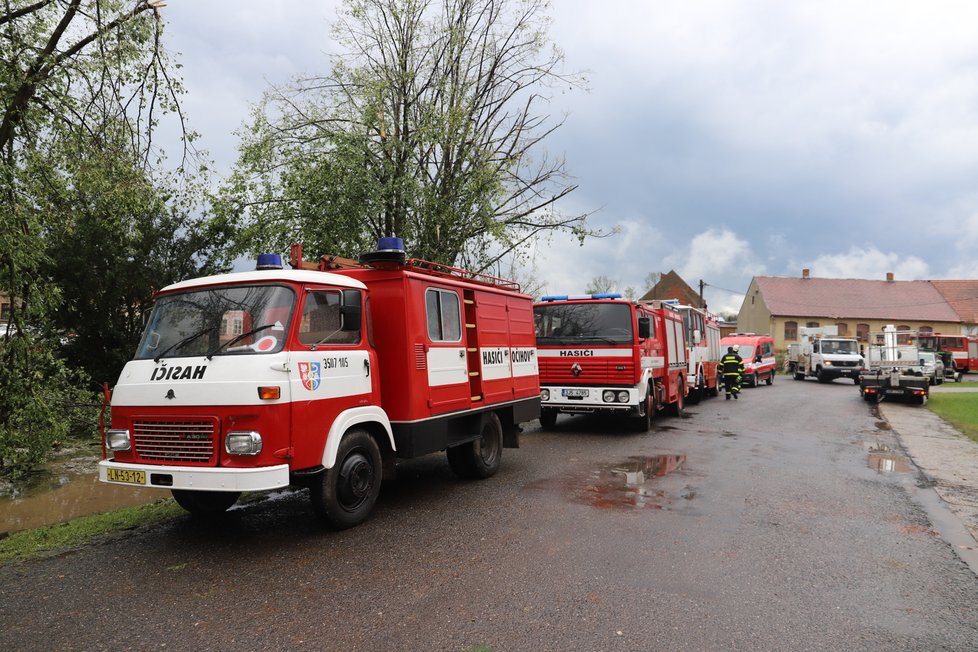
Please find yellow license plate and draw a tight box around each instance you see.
[106,468,146,485]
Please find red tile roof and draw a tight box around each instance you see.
[754,276,961,322]
[930,280,978,324]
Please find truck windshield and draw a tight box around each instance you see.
[135,284,295,360]
[822,340,859,355]
[534,303,633,344]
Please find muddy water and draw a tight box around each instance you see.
[0,452,159,535]
[529,454,687,510]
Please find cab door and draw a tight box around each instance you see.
[289,287,372,468]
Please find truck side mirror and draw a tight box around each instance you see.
[340,290,362,331]
[637,317,651,339]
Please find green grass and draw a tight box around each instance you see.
[927,393,978,444]
[0,499,183,563]
[950,381,978,388]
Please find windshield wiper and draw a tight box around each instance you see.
[154,326,216,363]
[206,323,275,359]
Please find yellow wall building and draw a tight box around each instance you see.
[737,272,967,355]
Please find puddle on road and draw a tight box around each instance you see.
[0,460,159,535]
[534,454,687,510]
[867,444,912,474]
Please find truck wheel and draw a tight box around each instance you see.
[765,371,774,386]
[311,429,382,529]
[539,410,557,429]
[171,489,240,516]
[666,380,685,417]
[793,371,805,381]
[631,387,653,431]
[687,372,704,404]
[447,413,502,480]
[816,368,830,383]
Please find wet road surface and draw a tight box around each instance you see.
[2,377,977,651]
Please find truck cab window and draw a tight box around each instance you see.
[299,290,360,346]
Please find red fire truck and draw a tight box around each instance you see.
[669,301,721,403]
[533,295,687,430]
[99,238,540,529]
[914,333,977,373]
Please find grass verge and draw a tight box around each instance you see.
[0,499,183,563]
[927,393,978,444]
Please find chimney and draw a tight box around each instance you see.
[886,272,894,282]
[802,268,810,279]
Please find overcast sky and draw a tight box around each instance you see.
[159,1,978,314]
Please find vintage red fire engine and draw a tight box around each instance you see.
[532,295,688,430]
[99,238,540,528]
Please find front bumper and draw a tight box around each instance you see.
[541,384,640,414]
[98,460,290,492]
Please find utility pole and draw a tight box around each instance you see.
[699,279,706,309]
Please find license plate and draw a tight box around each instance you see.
[885,389,905,395]
[106,468,146,485]
[562,388,589,398]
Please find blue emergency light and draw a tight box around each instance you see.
[540,293,623,301]
[256,254,284,270]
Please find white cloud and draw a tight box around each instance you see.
[800,247,930,281]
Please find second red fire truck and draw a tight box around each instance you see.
[533,295,688,430]
[99,238,540,529]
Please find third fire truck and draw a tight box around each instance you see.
[533,295,688,430]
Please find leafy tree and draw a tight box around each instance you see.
[0,0,213,479]
[215,0,604,272]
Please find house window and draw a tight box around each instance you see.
[835,323,848,336]
[806,321,819,328]
[784,321,797,341]
[897,325,912,344]
[919,325,933,334]
[0,302,9,323]
[857,323,870,342]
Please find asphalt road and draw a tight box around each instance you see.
[2,376,978,651]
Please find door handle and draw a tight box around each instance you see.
[364,359,370,376]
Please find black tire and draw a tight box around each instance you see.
[816,368,830,383]
[311,429,382,529]
[631,386,653,431]
[687,373,703,405]
[750,373,758,387]
[539,410,558,429]
[667,380,685,417]
[765,371,774,386]
[171,489,240,516]
[447,413,503,479]
[794,372,805,381]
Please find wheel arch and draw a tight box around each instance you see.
[321,406,395,470]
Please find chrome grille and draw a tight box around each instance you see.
[132,420,216,463]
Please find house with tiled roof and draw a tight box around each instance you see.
[639,270,704,308]
[737,270,964,354]
[930,280,978,336]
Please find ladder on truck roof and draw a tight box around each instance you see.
[288,243,522,292]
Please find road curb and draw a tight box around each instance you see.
[878,401,978,574]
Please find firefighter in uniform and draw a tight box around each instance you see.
[720,346,744,400]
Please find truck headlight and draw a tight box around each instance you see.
[823,361,833,366]
[617,391,629,403]
[540,388,550,401]
[603,390,616,402]
[225,431,263,456]
[106,429,131,451]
